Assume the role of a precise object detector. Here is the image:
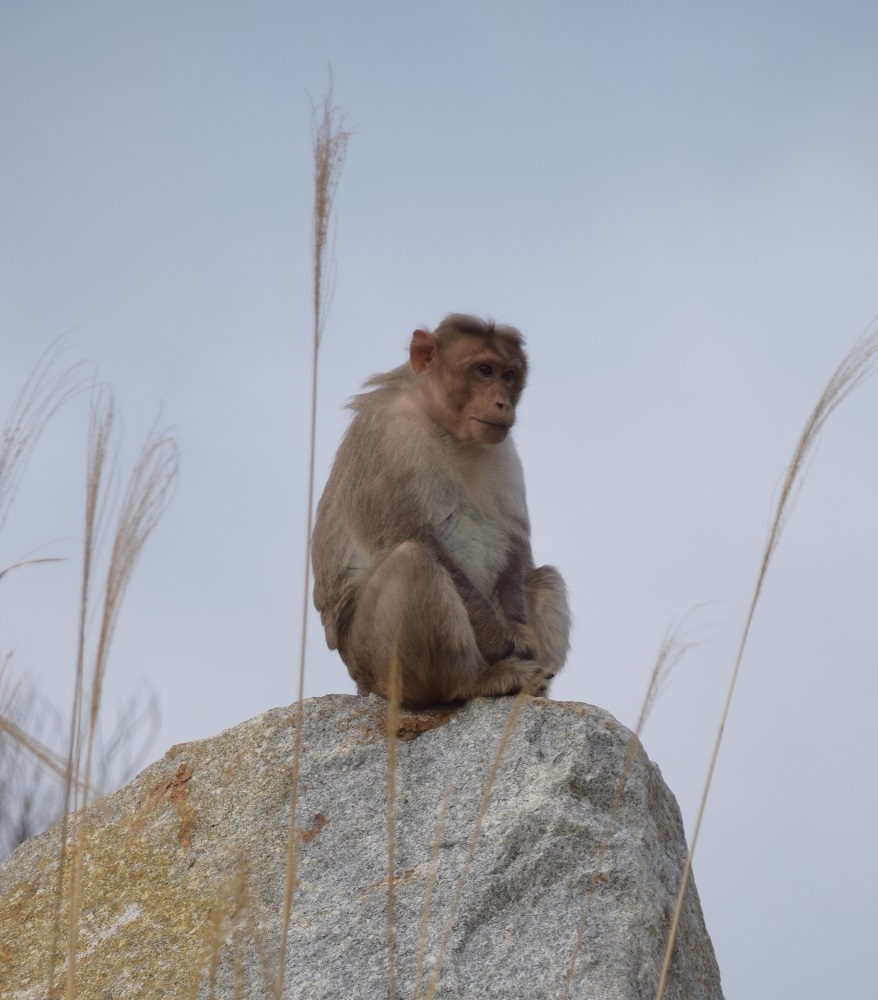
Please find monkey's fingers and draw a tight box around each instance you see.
[521,665,555,697]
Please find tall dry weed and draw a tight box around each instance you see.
[49,386,179,997]
[420,672,551,1000]
[412,787,451,1000]
[275,78,351,1000]
[655,320,878,998]
[188,860,275,1000]
[0,339,90,813]
[0,338,178,994]
[562,614,705,998]
[386,646,402,1000]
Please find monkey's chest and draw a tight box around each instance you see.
[434,505,509,595]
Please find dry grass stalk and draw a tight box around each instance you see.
[0,336,83,802]
[188,861,274,1000]
[0,653,16,724]
[0,712,78,787]
[0,658,88,856]
[0,555,66,583]
[311,77,352,345]
[412,786,452,1000]
[275,78,350,1000]
[655,321,878,999]
[46,386,179,998]
[82,407,179,799]
[423,674,550,1000]
[0,338,88,989]
[562,616,702,999]
[48,386,115,991]
[386,646,401,1000]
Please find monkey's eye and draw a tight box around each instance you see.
[502,370,516,382]
[478,364,493,377]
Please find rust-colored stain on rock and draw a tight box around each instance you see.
[139,762,195,847]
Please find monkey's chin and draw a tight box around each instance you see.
[470,419,510,444]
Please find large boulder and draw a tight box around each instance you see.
[0,694,723,998]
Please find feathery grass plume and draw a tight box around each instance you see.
[386,646,401,1000]
[50,386,179,998]
[0,335,81,752]
[423,672,551,1000]
[0,336,82,964]
[562,614,705,999]
[0,337,77,815]
[1,339,85,757]
[655,319,878,1000]
[82,413,179,798]
[311,76,352,345]
[0,334,87,533]
[275,77,351,1000]
[67,385,116,817]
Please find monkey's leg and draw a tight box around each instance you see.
[524,566,571,675]
[343,541,489,708]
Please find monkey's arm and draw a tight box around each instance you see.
[312,423,438,647]
[492,547,530,624]
[426,537,535,663]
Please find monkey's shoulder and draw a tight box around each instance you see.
[342,389,448,476]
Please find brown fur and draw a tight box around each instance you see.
[311,314,570,708]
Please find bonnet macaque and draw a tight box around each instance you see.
[312,314,570,709]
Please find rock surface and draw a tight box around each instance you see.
[0,694,723,999]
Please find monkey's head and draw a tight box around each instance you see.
[409,314,528,445]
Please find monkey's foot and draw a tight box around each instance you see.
[470,658,553,699]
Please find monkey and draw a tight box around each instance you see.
[311,313,571,710]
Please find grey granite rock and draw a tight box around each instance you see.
[0,694,723,999]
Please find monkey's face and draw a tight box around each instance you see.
[437,351,523,445]
[410,327,526,446]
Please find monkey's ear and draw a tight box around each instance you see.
[410,329,438,373]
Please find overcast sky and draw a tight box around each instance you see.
[2,2,877,996]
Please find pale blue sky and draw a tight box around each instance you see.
[2,3,878,996]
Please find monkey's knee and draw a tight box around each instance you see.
[367,542,455,626]
[376,540,435,588]
[525,565,571,672]
[344,541,482,705]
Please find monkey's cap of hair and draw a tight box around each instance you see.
[431,313,528,391]
[434,313,526,348]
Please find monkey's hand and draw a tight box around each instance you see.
[493,549,529,625]
[424,536,540,665]
[504,621,539,662]
[420,536,506,660]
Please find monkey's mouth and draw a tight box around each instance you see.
[470,419,512,443]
